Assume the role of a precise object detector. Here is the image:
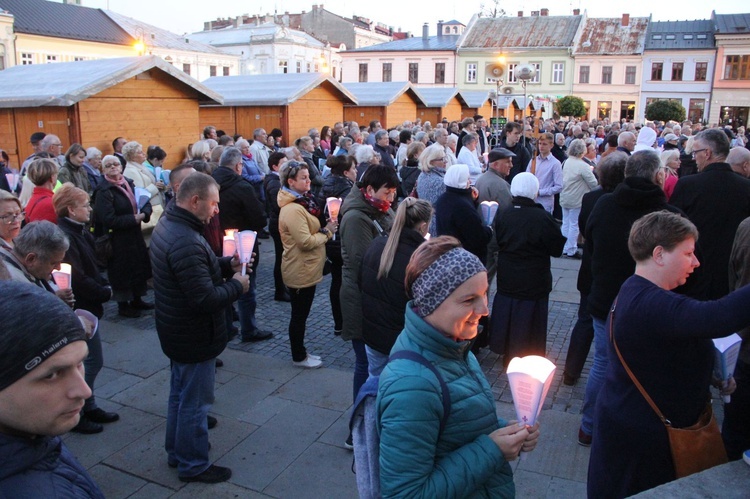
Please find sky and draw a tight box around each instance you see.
[67,0,746,36]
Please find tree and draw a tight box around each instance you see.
[555,96,587,118]
[645,100,686,123]
[480,0,505,18]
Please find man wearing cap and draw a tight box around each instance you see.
[662,133,680,151]
[20,132,46,177]
[0,281,104,497]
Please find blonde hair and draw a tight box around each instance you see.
[52,183,89,218]
[418,143,446,173]
[377,197,432,279]
[27,158,58,186]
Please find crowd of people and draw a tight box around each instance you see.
[1,115,749,494]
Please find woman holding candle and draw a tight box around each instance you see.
[376,236,540,498]
[53,183,118,434]
[93,155,153,318]
[278,161,338,368]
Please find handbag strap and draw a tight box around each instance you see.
[609,298,672,426]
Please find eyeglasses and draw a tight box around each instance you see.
[0,212,24,224]
[692,148,708,158]
[432,157,447,163]
[103,162,121,168]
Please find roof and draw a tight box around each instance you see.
[188,22,324,48]
[345,35,459,52]
[342,82,426,106]
[460,15,583,49]
[645,20,715,50]
[574,17,649,55]
[414,87,459,107]
[713,13,750,35]
[0,0,134,45]
[513,96,546,110]
[0,56,222,108]
[442,20,464,26]
[456,90,491,108]
[201,73,357,106]
[105,10,228,55]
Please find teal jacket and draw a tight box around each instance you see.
[376,304,515,498]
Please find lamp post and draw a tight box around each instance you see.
[517,64,536,150]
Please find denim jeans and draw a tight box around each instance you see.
[288,285,316,362]
[238,269,259,338]
[365,345,389,378]
[563,293,594,380]
[83,332,104,412]
[165,358,215,477]
[352,339,369,402]
[580,316,608,435]
[561,206,581,256]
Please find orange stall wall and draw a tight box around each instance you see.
[12,107,73,164]
[344,106,384,128]
[287,83,346,141]
[234,106,285,144]
[0,109,20,169]
[385,93,418,128]
[417,108,441,125]
[199,107,237,136]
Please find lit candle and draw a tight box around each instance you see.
[234,230,257,275]
[52,263,72,289]
[222,236,236,257]
[326,197,342,220]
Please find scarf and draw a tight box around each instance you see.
[361,187,391,213]
[283,187,321,217]
[243,152,254,161]
[105,175,137,214]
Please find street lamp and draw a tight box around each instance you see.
[517,64,536,150]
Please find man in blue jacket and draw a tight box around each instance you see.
[0,281,104,498]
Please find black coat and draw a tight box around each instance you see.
[150,204,242,363]
[318,174,354,256]
[263,173,282,227]
[494,197,566,300]
[586,177,680,319]
[399,160,420,198]
[373,143,395,168]
[58,217,111,318]
[93,178,152,295]
[499,138,532,183]
[435,186,493,264]
[576,188,607,295]
[361,228,425,354]
[670,162,750,300]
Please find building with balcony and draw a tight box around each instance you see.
[709,12,750,128]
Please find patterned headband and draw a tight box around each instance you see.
[412,247,486,317]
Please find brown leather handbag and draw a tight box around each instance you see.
[609,300,728,479]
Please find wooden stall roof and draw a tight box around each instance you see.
[415,87,461,108]
[342,82,427,107]
[457,90,492,109]
[201,73,358,107]
[0,55,223,108]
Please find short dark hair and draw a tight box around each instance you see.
[185,160,211,175]
[359,164,399,190]
[218,135,234,146]
[268,152,286,171]
[270,128,283,139]
[279,161,308,188]
[399,130,412,144]
[327,155,352,176]
[628,211,698,262]
[146,145,167,162]
[176,171,218,204]
[504,122,522,134]
[203,125,216,139]
[112,137,124,150]
[596,152,627,192]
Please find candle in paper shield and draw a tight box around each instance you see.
[223,229,237,257]
[162,170,171,185]
[326,197,342,220]
[5,173,19,191]
[153,167,163,183]
[506,355,556,427]
[234,230,257,275]
[52,263,72,289]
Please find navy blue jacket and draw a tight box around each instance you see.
[434,186,493,264]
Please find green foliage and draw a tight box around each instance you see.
[555,96,587,118]
[645,100,686,123]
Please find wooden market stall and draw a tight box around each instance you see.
[415,87,464,124]
[342,82,426,129]
[458,90,494,121]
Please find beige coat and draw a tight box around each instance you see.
[278,188,331,289]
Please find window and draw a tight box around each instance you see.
[382,63,392,82]
[625,66,637,84]
[223,66,230,76]
[182,63,191,75]
[507,63,518,83]
[74,56,85,62]
[689,98,705,123]
[684,34,694,40]
[651,62,663,80]
[724,55,750,80]
[296,61,301,73]
[210,65,217,77]
[408,63,418,83]
[306,63,311,72]
[671,62,684,81]
[466,63,477,83]
[21,53,33,65]
[552,62,564,84]
[697,34,707,40]
[601,66,612,84]
[652,34,663,40]
[695,62,707,81]
[0,55,4,71]
[530,62,541,83]
[279,60,288,73]
[358,63,368,82]
[314,63,319,72]
[579,65,589,84]
[46,55,57,63]
[434,63,445,84]
[665,35,676,40]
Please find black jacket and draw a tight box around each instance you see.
[263,172,282,227]
[586,177,680,319]
[494,196,565,300]
[318,174,354,256]
[399,159,420,198]
[361,228,425,354]
[670,162,750,300]
[499,138,532,183]
[576,188,607,295]
[150,204,242,363]
[58,217,111,318]
[373,143,395,168]
[434,186,493,264]
[212,166,266,233]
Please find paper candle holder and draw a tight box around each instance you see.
[52,263,72,290]
[234,230,257,275]
[326,197,342,220]
[506,355,556,427]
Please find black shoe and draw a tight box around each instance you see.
[118,303,141,318]
[85,408,120,424]
[71,416,103,434]
[274,292,291,302]
[130,299,154,310]
[563,373,578,386]
[215,358,224,368]
[207,415,218,429]
[169,442,212,468]
[241,331,273,343]
[179,464,232,483]
[257,230,270,239]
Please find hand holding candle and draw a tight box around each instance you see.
[234,230,257,276]
[223,229,237,257]
[52,263,72,290]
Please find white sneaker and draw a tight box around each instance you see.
[293,355,323,369]
[308,354,321,361]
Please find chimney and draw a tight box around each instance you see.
[531,11,540,17]
[622,13,630,27]
[422,22,429,40]
[518,11,523,17]
[573,8,580,15]
[233,16,241,28]
[541,8,549,16]
[437,20,443,37]
[204,21,212,31]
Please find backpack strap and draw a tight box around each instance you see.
[388,350,452,434]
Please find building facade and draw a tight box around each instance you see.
[710,12,750,127]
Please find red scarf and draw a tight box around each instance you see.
[293,192,321,218]
[106,175,137,214]
[361,188,391,213]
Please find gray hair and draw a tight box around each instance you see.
[415,131,427,143]
[355,144,376,164]
[85,147,102,160]
[446,134,458,146]
[40,134,61,152]
[219,146,242,168]
[696,129,730,159]
[122,141,143,162]
[660,149,680,168]
[618,131,635,147]
[253,128,266,139]
[13,221,69,261]
[625,150,662,182]
[235,138,250,150]
[375,129,389,142]
[462,133,478,146]
[191,140,211,160]
[568,139,587,158]
[338,136,353,149]
[176,171,218,204]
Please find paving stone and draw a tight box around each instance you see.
[125,482,174,498]
[513,469,553,499]
[274,368,354,412]
[169,481,274,498]
[87,464,148,499]
[212,374,282,419]
[110,369,171,417]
